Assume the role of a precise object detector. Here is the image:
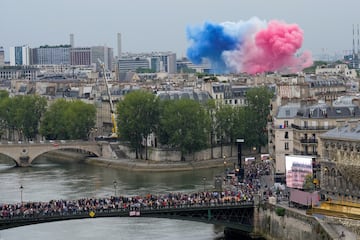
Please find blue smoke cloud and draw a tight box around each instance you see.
[186,22,239,73]
[186,18,313,74]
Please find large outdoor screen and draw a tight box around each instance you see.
[285,155,313,189]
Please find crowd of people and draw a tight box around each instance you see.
[0,159,273,220]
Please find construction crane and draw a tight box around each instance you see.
[96,59,118,141]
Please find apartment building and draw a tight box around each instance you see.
[9,46,31,66]
[32,45,71,65]
[319,120,360,200]
[315,63,357,79]
[269,103,300,175]
[70,47,91,66]
[0,66,39,81]
[269,96,360,180]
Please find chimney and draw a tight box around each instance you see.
[70,33,74,47]
[336,120,346,129]
[348,120,358,131]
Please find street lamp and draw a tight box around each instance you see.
[19,185,23,203]
[236,138,245,182]
[223,155,227,174]
[202,177,206,192]
[113,180,117,196]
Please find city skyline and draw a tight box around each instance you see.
[1,0,360,61]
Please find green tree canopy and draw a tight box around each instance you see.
[244,86,274,152]
[303,174,315,191]
[116,90,159,159]
[158,98,210,160]
[0,94,47,141]
[40,99,96,140]
[215,103,236,144]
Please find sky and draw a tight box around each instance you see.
[1,0,360,63]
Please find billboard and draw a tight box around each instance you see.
[285,155,313,189]
[261,154,270,161]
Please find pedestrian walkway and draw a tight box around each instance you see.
[86,156,238,172]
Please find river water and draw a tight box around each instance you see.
[0,156,228,240]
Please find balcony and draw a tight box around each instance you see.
[300,138,318,144]
[291,124,336,131]
[294,149,318,156]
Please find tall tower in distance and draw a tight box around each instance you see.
[352,24,359,69]
[0,46,4,66]
[117,33,122,58]
[70,33,74,48]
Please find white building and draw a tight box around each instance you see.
[9,45,31,66]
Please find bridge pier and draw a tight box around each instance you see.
[250,194,263,239]
[17,156,30,167]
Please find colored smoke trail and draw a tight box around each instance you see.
[186,17,313,74]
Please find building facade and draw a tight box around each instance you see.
[91,46,113,71]
[9,46,31,66]
[70,47,91,66]
[32,46,71,65]
[269,97,360,178]
[320,120,360,201]
[0,66,39,81]
[268,103,299,175]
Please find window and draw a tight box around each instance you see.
[284,131,289,139]
[284,120,288,128]
[285,142,289,150]
[312,146,316,154]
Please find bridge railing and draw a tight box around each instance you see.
[0,200,254,221]
[0,139,92,146]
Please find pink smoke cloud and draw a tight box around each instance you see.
[187,18,313,74]
[240,20,313,74]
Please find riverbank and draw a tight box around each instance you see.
[85,156,238,172]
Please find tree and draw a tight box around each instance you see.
[40,99,96,140]
[0,94,47,141]
[64,100,97,140]
[303,174,315,191]
[0,91,10,139]
[244,87,274,153]
[19,95,47,140]
[116,90,159,159]
[158,99,210,161]
[231,106,247,147]
[203,99,217,158]
[215,103,236,155]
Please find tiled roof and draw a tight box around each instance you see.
[320,122,360,140]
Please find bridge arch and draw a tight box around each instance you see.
[28,146,101,165]
[0,141,102,166]
[0,153,18,166]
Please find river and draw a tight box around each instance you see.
[0,155,229,240]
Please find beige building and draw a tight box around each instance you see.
[268,72,359,179]
[269,97,360,181]
[319,120,360,201]
[315,63,357,79]
[269,103,299,175]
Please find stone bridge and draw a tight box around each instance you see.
[0,141,102,166]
